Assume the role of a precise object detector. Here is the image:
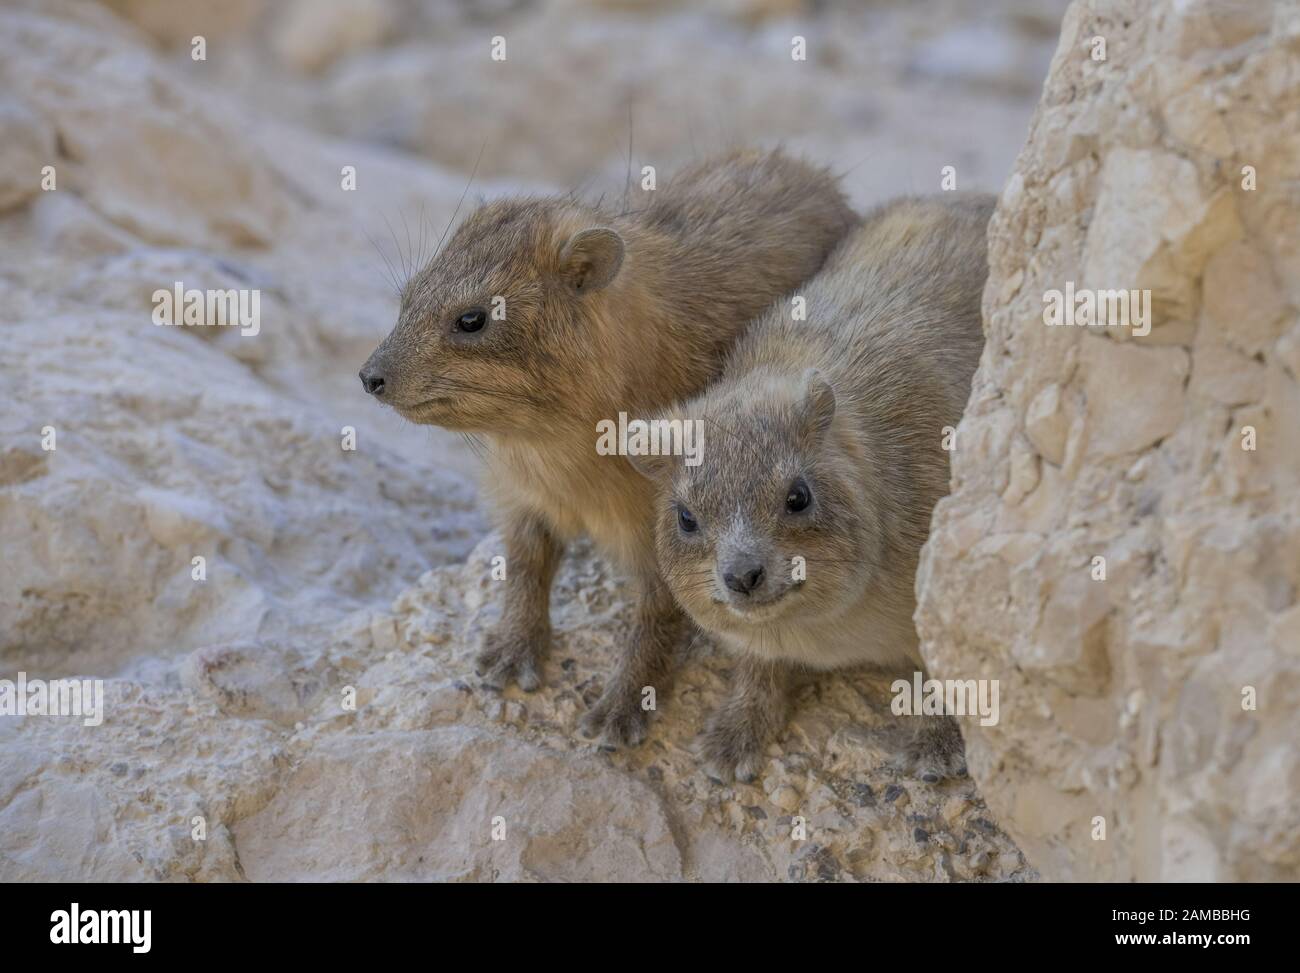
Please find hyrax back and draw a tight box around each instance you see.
[639,193,995,780]
[360,148,856,746]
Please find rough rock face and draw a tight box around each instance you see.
[916,0,1300,881]
[3,537,1031,882]
[0,0,487,675]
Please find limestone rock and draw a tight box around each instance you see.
[0,98,55,212]
[270,0,396,74]
[916,0,1300,881]
[0,3,485,675]
[234,727,685,882]
[0,2,287,248]
[1,537,1032,883]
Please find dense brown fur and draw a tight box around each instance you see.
[361,149,855,747]
[637,193,995,781]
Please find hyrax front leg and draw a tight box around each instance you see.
[701,655,791,784]
[475,510,563,692]
[890,715,969,783]
[579,574,685,749]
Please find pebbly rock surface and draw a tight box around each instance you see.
[3,536,1032,882]
[915,0,1300,881]
[0,0,1065,881]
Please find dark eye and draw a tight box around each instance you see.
[786,478,811,513]
[677,505,699,534]
[455,308,487,333]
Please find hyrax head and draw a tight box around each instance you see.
[634,368,877,637]
[359,198,625,433]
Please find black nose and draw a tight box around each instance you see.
[723,563,765,595]
[359,368,385,396]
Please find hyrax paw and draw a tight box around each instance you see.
[700,712,770,785]
[889,719,969,783]
[475,627,546,692]
[578,686,649,749]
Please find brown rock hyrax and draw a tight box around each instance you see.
[359,149,855,747]
[632,193,995,781]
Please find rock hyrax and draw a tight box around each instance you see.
[634,194,995,780]
[360,149,855,747]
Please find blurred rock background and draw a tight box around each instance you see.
[0,0,1069,881]
[106,0,1064,193]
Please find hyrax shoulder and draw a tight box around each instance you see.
[637,148,859,315]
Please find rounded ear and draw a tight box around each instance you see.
[559,227,625,293]
[798,368,837,442]
[625,449,675,483]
